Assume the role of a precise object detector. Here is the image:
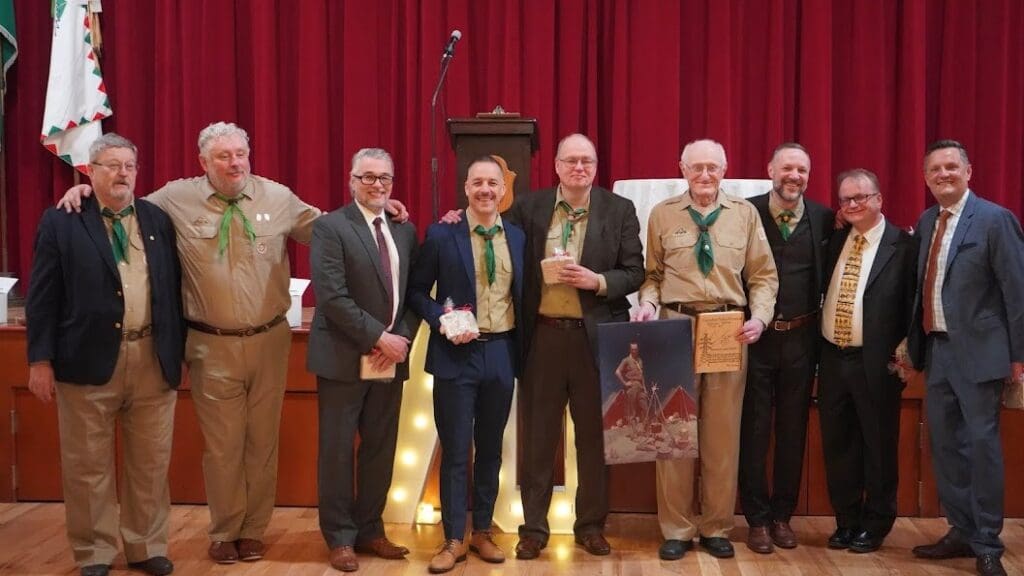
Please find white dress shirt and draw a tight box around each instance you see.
[927,190,971,332]
[356,200,401,327]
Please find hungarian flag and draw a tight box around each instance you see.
[40,0,111,174]
[0,0,16,151]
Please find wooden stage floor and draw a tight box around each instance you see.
[1,503,1023,575]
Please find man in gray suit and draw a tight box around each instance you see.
[306,148,419,573]
[908,140,1024,576]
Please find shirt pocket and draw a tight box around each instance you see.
[253,222,287,262]
[183,224,219,262]
[711,222,748,270]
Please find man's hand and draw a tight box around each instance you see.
[386,199,410,224]
[439,322,479,345]
[632,302,658,322]
[375,332,410,364]
[440,209,464,224]
[735,319,765,345]
[1013,362,1024,383]
[558,263,601,291]
[28,362,56,402]
[369,349,398,372]
[834,209,849,230]
[57,184,94,213]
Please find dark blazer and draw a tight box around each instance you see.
[26,196,185,387]
[907,193,1024,381]
[306,202,419,381]
[826,221,918,386]
[408,219,526,379]
[504,186,645,361]
[749,193,835,302]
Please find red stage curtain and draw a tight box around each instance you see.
[4,0,1022,292]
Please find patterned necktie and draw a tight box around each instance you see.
[214,193,256,256]
[685,205,723,277]
[373,217,395,316]
[923,210,952,333]
[101,205,134,263]
[473,224,502,285]
[833,234,867,347]
[556,200,588,249]
[778,209,795,240]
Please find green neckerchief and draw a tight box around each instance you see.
[214,192,256,257]
[557,200,588,249]
[778,209,795,240]
[686,205,723,277]
[473,223,502,285]
[101,205,135,263]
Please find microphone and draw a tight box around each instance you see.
[443,30,462,57]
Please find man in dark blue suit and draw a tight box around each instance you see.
[409,157,525,573]
[26,133,184,576]
[908,140,1024,576]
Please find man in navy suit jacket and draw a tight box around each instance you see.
[408,157,525,573]
[26,133,184,576]
[908,140,1024,576]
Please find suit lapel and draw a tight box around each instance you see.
[916,206,938,281]
[580,187,606,268]
[532,190,557,264]
[944,194,977,275]
[454,219,476,291]
[865,223,897,291]
[82,200,120,278]
[343,203,389,292]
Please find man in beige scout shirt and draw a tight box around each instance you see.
[635,139,778,561]
[60,121,322,564]
[27,134,184,576]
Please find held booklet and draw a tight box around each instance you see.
[694,310,744,373]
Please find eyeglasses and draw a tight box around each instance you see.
[90,162,138,173]
[684,163,724,176]
[838,192,879,206]
[558,157,596,168]
[352,173,394,186]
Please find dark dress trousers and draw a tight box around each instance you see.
[407,219,525,540]
[740,193,833,526]
[306,202,418,549]
[907,192,1024,557]
[819,222,917,536]
[26,196,184,387]
[504,186,645,541]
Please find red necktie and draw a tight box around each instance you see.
[922,210,952,334]
[373,217,394,319]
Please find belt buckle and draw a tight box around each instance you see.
[772,319,790,331]
[244,328,256,337]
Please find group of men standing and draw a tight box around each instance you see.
[24,123,1023,576]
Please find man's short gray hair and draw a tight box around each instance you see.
[88,133,138,162]
[197,122,250,157]
[680,139,728,166]
[351,148,394,174]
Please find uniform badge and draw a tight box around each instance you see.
[257,242,267,254]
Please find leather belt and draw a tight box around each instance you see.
[536,315,584,330]
[123,325,152,341]
[476,331,513,342]
[662,302,741,316]
[188,314,286,337]
[769,311,817,332]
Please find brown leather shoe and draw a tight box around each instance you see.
[208,541,239,564]
[575,533,611,556]
[428,539,467,574]
[770,521,798,549]
[515,535,545,560]
[236,538,265,561]
[328,546,359,572]
[470,531,506,563]
[747,526,774,554]
[355,536,410,559]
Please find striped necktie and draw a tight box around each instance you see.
[833,234,866,347]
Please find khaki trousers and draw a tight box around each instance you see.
[655,308,748,540]
[56,337,176,567]
[187,320,291,542]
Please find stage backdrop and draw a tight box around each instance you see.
[3,0,1022,292]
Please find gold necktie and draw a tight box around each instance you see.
[833,234,866,347]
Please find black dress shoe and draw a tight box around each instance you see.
[699,536,735,558]
[128,556,174,575]
[848,530,884,553]
[912,533,975,559]
[976,554,1008,576]
[80,565,110,576]
[658,539,693,561]
[827,527,857,549]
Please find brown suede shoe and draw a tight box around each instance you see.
[236,538,265,561]
[208,541,239,564]
[470,531,506,563]
[747,526,774,554]
[515,535,545,560]
[428,539,467,574]
[355,536,410,559]
[770,521,798,549]
[575,533,611,556]
[328,546,358,572]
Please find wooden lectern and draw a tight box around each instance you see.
[447,116,538,210]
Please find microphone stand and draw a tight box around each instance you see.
[430,50,455,222]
